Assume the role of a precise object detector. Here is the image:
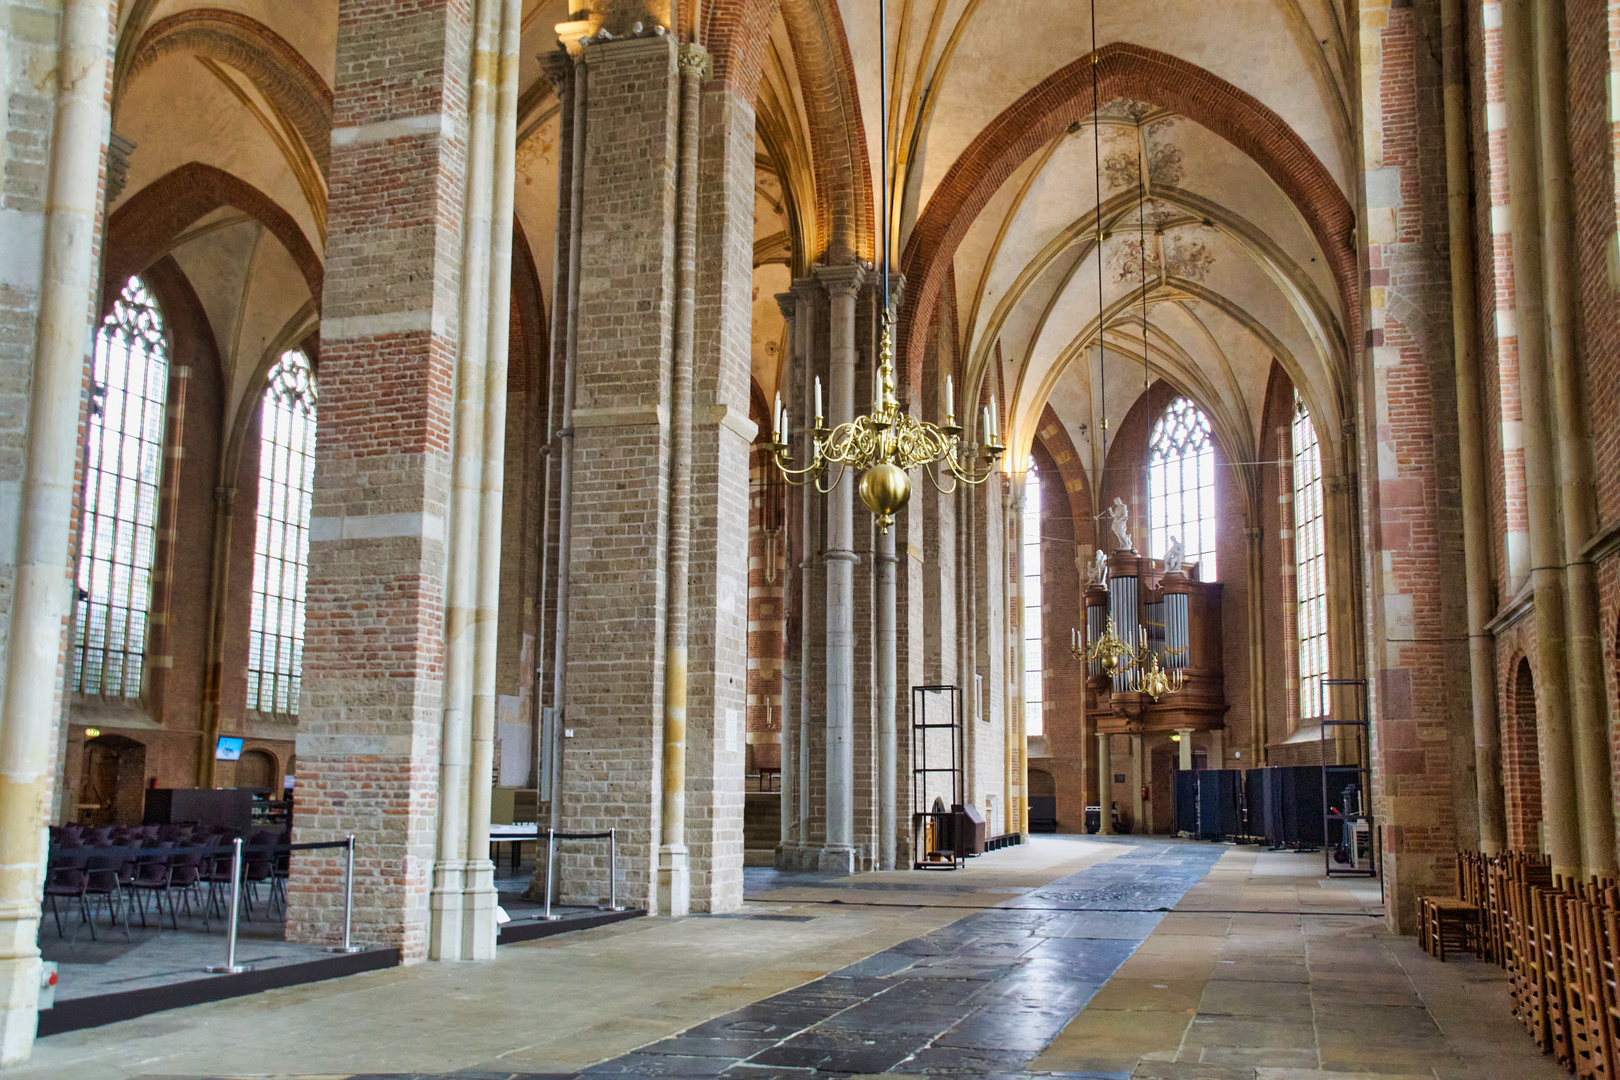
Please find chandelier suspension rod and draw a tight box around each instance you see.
[1092,0,1106,473]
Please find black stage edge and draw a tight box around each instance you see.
[37,947,401,1037]
[497,908,644,944]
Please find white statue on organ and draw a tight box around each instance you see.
[1083,547,1108,587]
[1108,497,1133,552]
[1164,535,1185,575]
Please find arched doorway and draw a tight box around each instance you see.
[1029,769,1057,833]
[79,735,147,826]
[235,748,277,791]
[1503,658,1544,852]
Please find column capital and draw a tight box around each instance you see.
[775,292,798,321]
[539,50,575,93]
[1324,473,1353,495]
[677,43,712,81]
[813,262,868,300]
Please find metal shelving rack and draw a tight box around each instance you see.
[911,685,964,870]
[1321,677,1376,878]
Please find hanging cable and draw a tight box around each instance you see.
[1091,0,1107,476]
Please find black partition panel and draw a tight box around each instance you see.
[1193,770,1241,839]
[1257,766,1323,849]
[1173,770,1197,834]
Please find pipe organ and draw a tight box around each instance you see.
[1084,548,1226,736]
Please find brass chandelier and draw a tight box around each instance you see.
[766,0,1004,531]
[767,327,1004,533]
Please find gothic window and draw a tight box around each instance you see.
[73,276,169,698]
[1148,397,1217,579]
[1293,393,1329,721]
[1022,465,1044,737]
[247,350,317,716]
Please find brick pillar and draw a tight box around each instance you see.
[1359,0,1475,929]
[555,33,680,911]
[685,64,754,912]
[288,0,471,960]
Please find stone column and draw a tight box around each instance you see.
[1129,734,1145,834]
[556,32,682,910]
[775,294,799,860]
[876,518,897,869]
[1532,0,1616,877]
[0,0,113,1061]
[1441,0,1504,855]
[1096,733,1113,835]
[1501,0,1581,879]
[813,264,864,875]
[1178,728,1194,772]
[289,0,474,960]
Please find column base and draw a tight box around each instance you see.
[818,845,857,876]
[0,946,42,1066]
[658,844,690,917]
[428,861,467,961]
[460,859,498,960]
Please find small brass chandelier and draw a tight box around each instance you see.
[767,326,1004,533]
[766,0,1004,531]
[1071,616,1135,677]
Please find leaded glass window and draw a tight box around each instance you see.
[1022,466,1044,737]
[246,350,316,715]
[1148,397,1218,580]
[73,276,169,697]
[1293,393,1329,721]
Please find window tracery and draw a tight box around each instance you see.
[74,276,169,698]
[247,350,316,716]
[1293,394,1329,722]
[1148,396,1217,580]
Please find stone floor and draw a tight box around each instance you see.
[11,836,1570,1080]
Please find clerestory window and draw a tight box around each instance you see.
[73,276,169,698]
[1022,464,1044,737]
[246,350,316,716]
[1148,396,1218,580]
[1293,393,1329,722]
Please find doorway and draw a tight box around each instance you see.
[79,734,147,825]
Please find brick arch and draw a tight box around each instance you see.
[1031,403,1095,552]
[899,42,1358,388]
[120,9,333,174]
[774,0,874,265]
[1503,655,1543,853]
[510,216,548,400]
[104,163,323,314]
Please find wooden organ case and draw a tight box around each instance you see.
[1084,549,1227,737]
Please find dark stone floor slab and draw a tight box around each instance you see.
[590,840,1224,1078]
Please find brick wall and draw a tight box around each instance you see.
[1360,0,1474,928]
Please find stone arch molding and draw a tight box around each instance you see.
[119,9,334,175]
[104,162,324,311]
[899,42,1360,412]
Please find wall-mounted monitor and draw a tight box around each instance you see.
[215,736,244,761]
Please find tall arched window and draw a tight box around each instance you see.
[247,350,316,716]
[1293,393,1329,721]
[1021,465,1044,737]
[74,276,169,697]
[1148,397,1217,579]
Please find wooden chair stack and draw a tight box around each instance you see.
[1435,849,1620,1079]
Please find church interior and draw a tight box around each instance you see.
[1,0,1618,1076]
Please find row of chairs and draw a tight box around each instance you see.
[43,828,290,945]
[1423,850,1620,1079]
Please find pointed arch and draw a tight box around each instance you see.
[104,163,324,314]
[119,9,333,174]
[899,42,1358,397]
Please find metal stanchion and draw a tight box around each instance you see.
[326,834,362,953]
[601,827,625,912]
[542,828,559,921]
[205,838,253,974]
